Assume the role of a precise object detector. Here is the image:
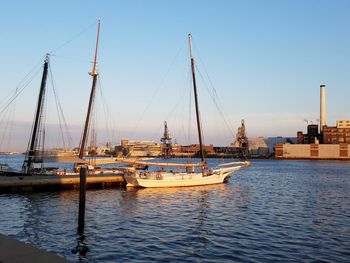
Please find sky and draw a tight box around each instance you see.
[0,0,350,151]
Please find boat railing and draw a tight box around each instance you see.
[138,171,163,180]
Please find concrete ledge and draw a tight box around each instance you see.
[0,234,69,262]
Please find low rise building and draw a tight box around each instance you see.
[180,144,215,156]
[119,140,161,157]
[337,120,350,128]
[323,125,350,144]
[275,143,350,159]
[297,124,320,144]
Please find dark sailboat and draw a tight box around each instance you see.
[1,54,85,176]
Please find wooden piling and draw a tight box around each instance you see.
[78,166,87,233]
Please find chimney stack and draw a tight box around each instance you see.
[320,84,326,132]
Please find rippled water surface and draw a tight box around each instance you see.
[1,158,350,262]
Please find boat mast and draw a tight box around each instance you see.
[188,34,205,163]
[22,54,49,173]
[78,19,100,160]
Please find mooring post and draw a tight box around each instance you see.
[78,166,87,233]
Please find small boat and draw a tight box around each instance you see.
[123,34,251,188]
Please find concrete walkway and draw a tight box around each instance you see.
[0,234,69,262]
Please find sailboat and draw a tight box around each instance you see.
[1,20,123,177]
[122,34,250,188]
[73,19,127,175]
[0,53,86,177]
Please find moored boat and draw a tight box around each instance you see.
[123,34,251,188]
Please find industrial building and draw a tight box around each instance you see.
[276,84,350,160]
[323,121,350,144]
[275,144,350,159]
[118,140,161,157]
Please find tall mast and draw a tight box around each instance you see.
[23,54,49,173]
[78,19,100,160]
[188,34,205,163]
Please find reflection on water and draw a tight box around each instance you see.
[0,159,350,262]
[72,233,89,258]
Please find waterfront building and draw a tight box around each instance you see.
[248,137,269,157]
[336,120,350,128]
[275,143,350,159]
[296,121,350,144]
[119,140,161,157]
[180,144,215,157]
[323,124,350,144]
[297,124,320,144]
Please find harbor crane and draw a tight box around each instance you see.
[160,121,174,158]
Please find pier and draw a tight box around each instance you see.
[0,174,124,193]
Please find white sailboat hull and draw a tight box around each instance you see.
[124,163,248,188]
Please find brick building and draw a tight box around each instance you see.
[322,122,350,144]
[297,124,320,144]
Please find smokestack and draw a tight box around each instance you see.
[320,84,326,132]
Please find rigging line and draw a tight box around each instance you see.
[195,62,235,138]
[90,84,97,148]
[0,55,45,109]
[90,93,97,150]
[188,57,206,150]
[187,70,192,146]
[0,107,12,150]
[129,40,186,138]
[49,20,98,54]
[178,71,188,146]
[40,83,48,158]
[97,76,113,145]
[24,75,46,158]
[25,103,37,156]
[0,66,43,117]
[77,72,98,153]
[1,86,19,152]
[6,92,18,152]
[50,54,92,65]
[38,65,48,156]
[0,97,13,126]
[192,44,236,134]
[49,60,74,149]
[177,70,191,146]
[149,83,188,141]
[56,92,74,149]
[49,62,67,150]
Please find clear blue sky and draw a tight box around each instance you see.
[1,0,350,151]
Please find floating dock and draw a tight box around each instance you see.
[0,174,124,193]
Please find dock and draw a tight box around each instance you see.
[0,174,124,193]
[0,234,69,262]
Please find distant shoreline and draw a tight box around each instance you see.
[0,152,21,155]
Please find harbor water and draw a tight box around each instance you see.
[0,157,350,262]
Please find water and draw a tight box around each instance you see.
[0,157,350,262]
